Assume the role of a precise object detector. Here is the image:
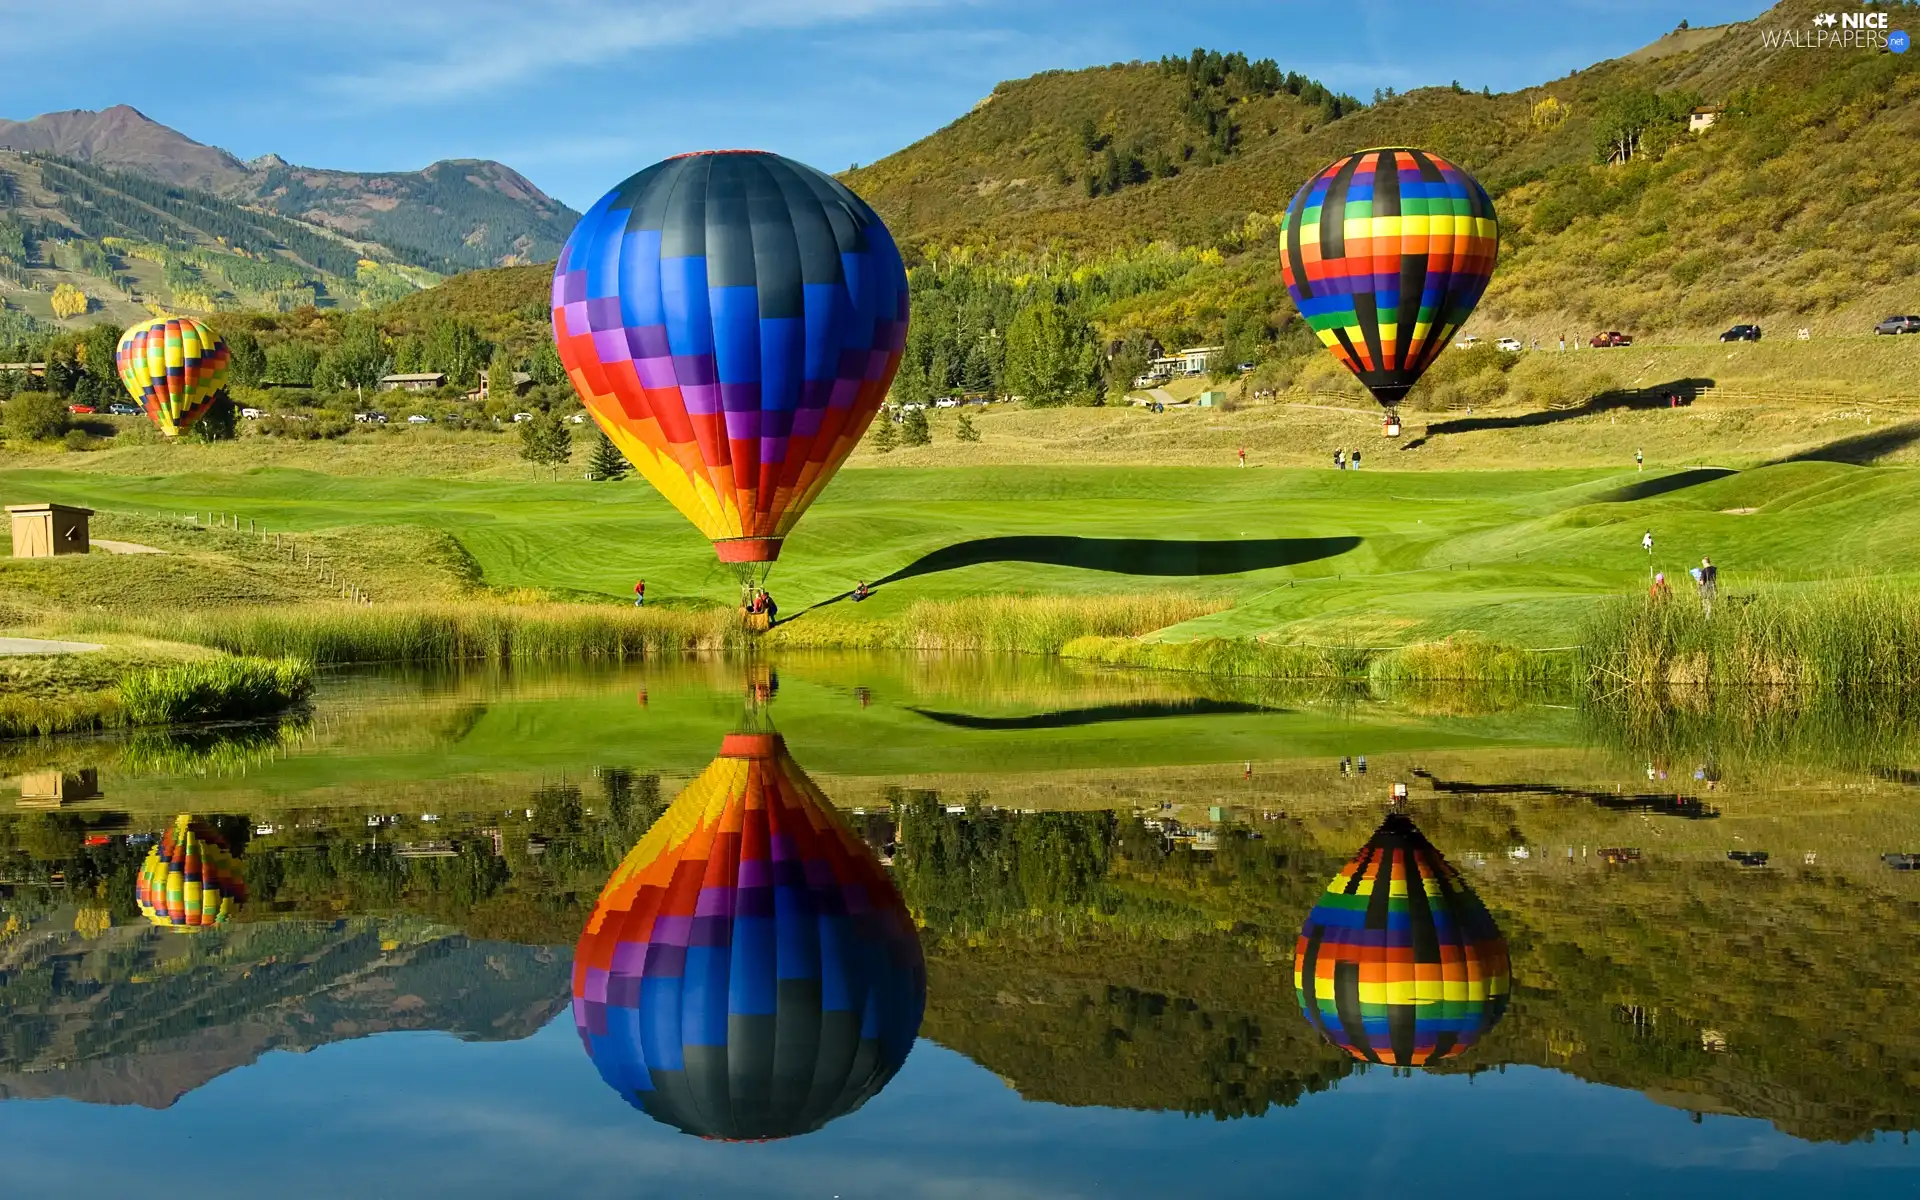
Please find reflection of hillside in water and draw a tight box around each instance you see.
[891,796,1920,1142]
[2,709,1917,1142]
[0,918,568,1108]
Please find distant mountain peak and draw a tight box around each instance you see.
[0,105,579,274]
[0,104,246,191]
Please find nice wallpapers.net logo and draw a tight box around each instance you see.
[1761,10,1909,51]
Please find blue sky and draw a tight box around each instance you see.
[2,0,1774,210]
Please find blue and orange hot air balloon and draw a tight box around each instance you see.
[135,814,247,930]
[114,315,232,437]
[572,732,925,1139]
[1294,811,1509,1066]
[1280,148,1499,419]
[551,151,910,566]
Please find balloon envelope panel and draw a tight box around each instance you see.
[114,316,231,436]
[1294,812,1509,1066]
[572,733,925,1139]
[136,814,247,930]
[1280,148,1498,410]
[551,151,910,563]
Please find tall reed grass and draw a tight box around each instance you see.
[1368,634,1575,689]
[1580,581,1920,697]
[1060,631,1568,690]
[0,689,121,738]
[72,603,745,665]
[1059,635,1368,679]
[119,657,314,725]
[769,594,1227,654]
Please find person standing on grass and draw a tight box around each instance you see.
[1334,448,1345,470]
[1635,447,1644,471]
[1649,572,1671,601]
[1238,447,1246,468]
[1699,557,1718,614]
[633,579,645,607]
[1351,448,1362,470]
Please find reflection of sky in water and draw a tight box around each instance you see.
[0,1014,1909,1198]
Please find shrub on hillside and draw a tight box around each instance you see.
[1507,356,1621,410]
[4,391,69,442]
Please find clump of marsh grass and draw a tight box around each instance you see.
[771,594,1225,654]
[1369,634,1575,689]
[1580,580,1920,697]
[119,656,314,725]
[73,603,745,665]
[1059,635,1368,679]
[0,689,121,738]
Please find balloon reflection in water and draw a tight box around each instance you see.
[1295,812,1509,1066]
[135,814,247,930]
[573,733,925,1139]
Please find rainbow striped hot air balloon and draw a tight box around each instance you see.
[551,151,910,566]
[1294,812,1510,1066]
[572,732,924,1140]
[1280,148,1499,417]
[135,814,247,930]
[114,315,232,436]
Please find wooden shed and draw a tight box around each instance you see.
[7,503,93,557]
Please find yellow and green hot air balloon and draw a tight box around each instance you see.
[114,315,231,436]
[136,814,247,930]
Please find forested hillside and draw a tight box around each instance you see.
[835,0,1920,406]
[0,106,580,330]
[0,151,448,328]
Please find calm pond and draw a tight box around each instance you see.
[1,656,1915,1198]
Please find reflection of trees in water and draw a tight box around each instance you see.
[894,793,1358,1119]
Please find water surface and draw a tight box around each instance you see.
[2,657,1914,1197]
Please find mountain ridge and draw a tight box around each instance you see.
[0,105,578,270]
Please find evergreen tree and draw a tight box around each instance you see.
[956,410,981,443]
[902,406,931,447]
[871,412,898,453]
[586,431,629,481]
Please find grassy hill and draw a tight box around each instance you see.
[844,0,1920,343]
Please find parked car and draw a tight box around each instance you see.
[569,412,587,423]
[1590,331,1634,347]
[352,411,388,424]
[66,403,94,414]
[512,411,533,422]
[934,397,960,408]
[1874,315,1920,335]
[407,414,431,424]
[241,406,265,419]
[1494,337,1523,352]
[1719,324,1762,342]
[1454,335,1481,349]
[107,401,140,416]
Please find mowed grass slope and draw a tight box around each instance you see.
[6,425,1920,647]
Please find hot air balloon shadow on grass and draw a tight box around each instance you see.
[551,151,910,574]
[114,315,232,437]
[135,814,247,930]
[1295,810,1510,1067]
[1280,148,1498,435]
[572,731,925,1139]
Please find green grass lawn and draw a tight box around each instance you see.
[6,410,1920,647]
